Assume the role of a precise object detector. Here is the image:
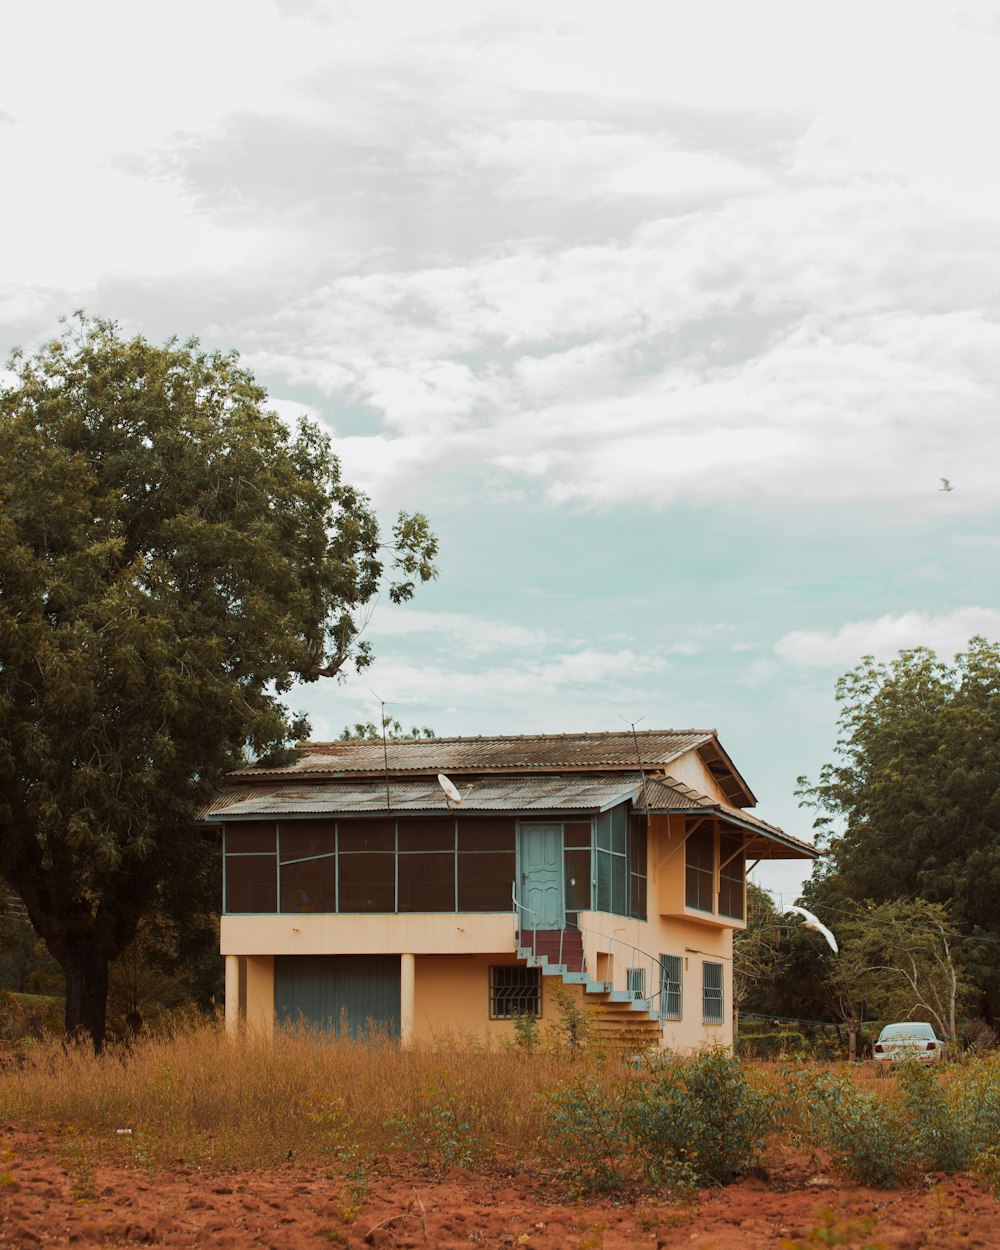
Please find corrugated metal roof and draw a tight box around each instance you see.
[200,770,817,860]
[201,774,642,819]
[228,730,714,780]
[638,776,819,860]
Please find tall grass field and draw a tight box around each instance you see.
[2,1022,1000,1196]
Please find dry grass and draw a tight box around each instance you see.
[4,1025,998,1190]
[0,1021,616,1172]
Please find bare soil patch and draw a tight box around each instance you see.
[1,1125,997,1249]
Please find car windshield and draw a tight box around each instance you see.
[879,1023,935,1040]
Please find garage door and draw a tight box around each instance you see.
[274,955,401,1038]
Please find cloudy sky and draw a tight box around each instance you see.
[4,0,999,900]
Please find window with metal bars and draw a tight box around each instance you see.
[702,961,724,1024]
[627,966,646,1001]
[489,966,541,1019]
[659,954,682,1021]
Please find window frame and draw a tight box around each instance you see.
[702,960,724,1025]
[659,954,683,1022]
[488,965,542,1020]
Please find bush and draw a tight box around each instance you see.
[797,1069,915,1187]
[738,1031,806,1059]
[542,1050,777,1192]
[630,1049,778,1186]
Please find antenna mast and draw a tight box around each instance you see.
[620,715,648,813]
[371,688,391,812]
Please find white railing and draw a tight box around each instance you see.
[512,887,665,1015]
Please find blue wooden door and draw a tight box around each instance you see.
[520,824,564,928]
[274,955,400,1038]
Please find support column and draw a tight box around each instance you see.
[400,952,415,1048]
[224,955,240,1036]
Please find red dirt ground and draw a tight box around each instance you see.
[1,1125,997,1249]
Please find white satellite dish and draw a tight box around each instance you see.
[785,904,839,954]
[437,773,462,806]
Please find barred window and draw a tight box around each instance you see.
[489,966,541,1019]
[659,954,682,1021]
[703,961,724,1024]
[627,967,646,1001]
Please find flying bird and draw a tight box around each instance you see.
[939,478,954,492]
[785,904,838,954]
[437,773,462,807]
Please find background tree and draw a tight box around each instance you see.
[339,718,436,741]
[733,883,785,1029]
[0,315,438,1048]
[797,639,1000,1020]
[838,898,968,1043]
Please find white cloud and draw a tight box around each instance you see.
[367,609,549,654]
[4,0,1000,518]
[775,608,1000,669]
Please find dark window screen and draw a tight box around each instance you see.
[225,854,277,912]
[398,853,455,911]
[337,852,394,911]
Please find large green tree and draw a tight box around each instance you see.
[0,315,437,1047]
[798,639,1000,1019]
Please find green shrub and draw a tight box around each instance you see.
[542,1050,777,1193]
[541,1075,635,1192]
[630,1049,777,1186]
[738,1031,806,1059]
[799,1070,915,1187]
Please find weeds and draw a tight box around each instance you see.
[631,1049,777,1186]
[795,1069,914,1187]
[779,1206,885,1249]
[3,1022,1000,1201]
[542,1049,775,1193]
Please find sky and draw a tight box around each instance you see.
[3,0,999,903]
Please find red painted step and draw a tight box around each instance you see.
[517,928,585,972]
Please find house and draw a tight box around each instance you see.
[203,730,818,1050]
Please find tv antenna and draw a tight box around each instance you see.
[371,688,391,812]
[620,714,648,813]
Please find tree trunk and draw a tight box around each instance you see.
[59,946,110,1053]
[848,1025,858,1062]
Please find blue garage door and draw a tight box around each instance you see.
[274,955,401,1038]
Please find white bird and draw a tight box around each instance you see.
[437,773,462,807]
[785,904,839,954]
[939,478,954,492]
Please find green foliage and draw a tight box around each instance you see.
[510,1008,540,1051]
[733,882,786,1017]
[416,1079,481,1172]
[738,1030,808,1059]
[796,1069,915,1187]
[542,1050,777,1193]
[797,639,1000,1018]
[778,1206,882,1249]
[541,1075,635,1193]
[0,989,63,1043]
[896,1062,971,1172]
[630,1049,778,1186]
[306,1097,371,1214]
[338,718,436,741]
[544,983,593,1054]
[0,315,437,1046]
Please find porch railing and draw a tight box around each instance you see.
[512,887,666,1017]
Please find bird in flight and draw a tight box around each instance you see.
[785,904,839,953]
[939,478,954,492]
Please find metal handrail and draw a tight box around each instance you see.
[512,887,666,1015]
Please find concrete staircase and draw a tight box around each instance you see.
[516,929,663,1052]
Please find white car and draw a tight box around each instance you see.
[872,1021,945,1064]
